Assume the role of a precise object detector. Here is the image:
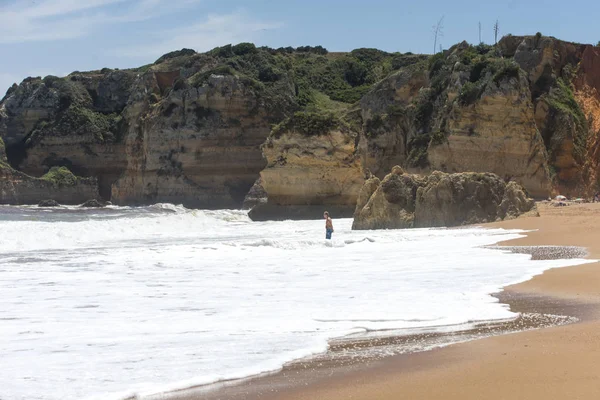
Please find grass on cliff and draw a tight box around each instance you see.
[546,78,589,161]
[41,166,78,187]
[186,43,425,112]
[271,111,341,138]
[547,78,587,129]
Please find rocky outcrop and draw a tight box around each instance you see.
[242,178,267,210]
[38,199,60,207]
[353,167,535,230]
[0,163,99,205]
[248,113,364,220]
[0,72,133,199]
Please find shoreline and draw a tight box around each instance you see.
[156,202,600,400]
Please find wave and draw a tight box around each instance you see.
[0,204,252,253]
[230,236,377,250]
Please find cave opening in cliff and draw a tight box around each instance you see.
[226,180,256,208]
[5,141,28,170]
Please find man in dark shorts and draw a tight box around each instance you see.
[324,211,334,240]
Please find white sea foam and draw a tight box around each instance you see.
[0,205,594,400]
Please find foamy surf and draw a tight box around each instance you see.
[0,205,594,400]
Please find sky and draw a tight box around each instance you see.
[1,0,599,97]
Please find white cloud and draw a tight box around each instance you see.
[113,12,283,58]
[0,0,202,44]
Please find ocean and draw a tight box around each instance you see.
[0,205,592,400]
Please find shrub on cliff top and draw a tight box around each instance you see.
[155,48,197,64]
[296,45,328,55]
[458,82,482,105]
[271,111,339,137]
[492,60,520,84]
[41,166,78,187]
[391,54,427,70]
[232,42,258,56]
[350,48,390,63]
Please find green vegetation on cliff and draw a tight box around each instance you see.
[28,105,123,145]
[41,166,78,187]
[547,78,587,129]
[271,111,341,137]
[188,43,425,111]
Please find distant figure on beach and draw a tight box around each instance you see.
[324,211,334,240]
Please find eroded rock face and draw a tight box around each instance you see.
[428,71,551,198]
[353,168,535,230]
[249,128,364,221]
[356,36,600,199]
[359,67,428,177]
[111,73,293,208]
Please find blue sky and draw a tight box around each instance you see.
[1,0,599,97]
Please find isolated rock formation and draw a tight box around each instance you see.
[80,199,105,208]
[353,167,535,230]
[249,113,364,220]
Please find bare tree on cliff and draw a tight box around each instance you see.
[432,16,444,54]
[479,22,482,43]
[493,20,500,45]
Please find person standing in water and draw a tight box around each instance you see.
[324,211,334,240]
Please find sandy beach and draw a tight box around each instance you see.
[165,202,600,400]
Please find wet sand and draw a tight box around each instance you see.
[159,202,600,400]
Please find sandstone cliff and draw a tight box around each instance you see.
[0,45,405,208]
[0,72,133,199]
[353,167,535,230]
[358,41,552,198]
[357,36,600,198]
[2,38,600,210]
[248,112,364,220]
